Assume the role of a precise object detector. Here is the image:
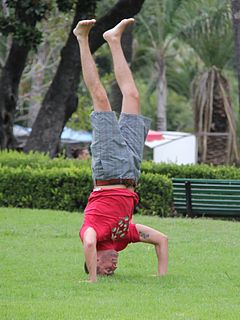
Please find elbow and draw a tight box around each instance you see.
[164,234,168,242]
[83,227,97,251]
[158,234,168,246]
[84,238,96,250]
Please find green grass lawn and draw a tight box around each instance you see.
[0,208,240,320]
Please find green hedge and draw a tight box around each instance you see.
[1,151,240,216]
[141,161,240,179]
[0,150,90,169]
[0,158,171,216]
[0,166,92,211]
[137,172,172,216]
[2,151,239,180]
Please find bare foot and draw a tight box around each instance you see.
[73,19,96,39]
[103,18,135,43]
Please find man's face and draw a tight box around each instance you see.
[97,250,118,276]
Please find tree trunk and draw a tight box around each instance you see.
[0,42,29,148]
[24,1,93,156]
[27,44,49,127]
[110,24,134,115]
[24,0,145,157]
[27,68,44,128]
[231,0,240,116]
[156,55,167,131]
[194,67,238,164]
[204,72,229,164]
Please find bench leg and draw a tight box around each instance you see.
[185,181,193,218]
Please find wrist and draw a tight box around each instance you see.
[89,275,97,282]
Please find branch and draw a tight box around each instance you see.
[89,0,145,52]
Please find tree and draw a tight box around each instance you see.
[177,0,239,164]
[0,0,52,149]
[135,0,184,131]
[231,0,240,127]
[24,0,146,157]
[22,13,71,128]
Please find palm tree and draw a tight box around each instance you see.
[176,0,239,164]
[231,0,240,136]
[136,0,184,131]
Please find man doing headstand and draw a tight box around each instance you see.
[73,18,168,282]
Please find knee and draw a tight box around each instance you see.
[93,87,109,105]
[123,87,140,102]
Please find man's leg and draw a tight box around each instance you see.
[74,20,111,112]
[103,18,140,115]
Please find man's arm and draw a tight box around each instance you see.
[135,224,168,276]
[83,227,97,282]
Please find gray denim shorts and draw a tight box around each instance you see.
[90,111,151,182]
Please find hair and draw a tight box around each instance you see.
[84,261,115,276]
[72,148,89,159]
[84,262,89,274]
[84,250,118,276]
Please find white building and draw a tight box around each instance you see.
[145,130,197,165]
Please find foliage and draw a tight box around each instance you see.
[166,42,201,100]
[141,161,240,179]
[0,34,8,69]
[67,73,114,131]
[175,0,234,69]
[1,0,239,162]
[192,66,239,163]
[0,165,92,211]
[16,10,73,126]
[167,90,194,132]
[1,151,240,216]
[0,0,98,50]
[136,0,184,46]
[77,0,100,18]
[96,0,116,17]
[174,0,239,164]
[136,79,157,128]
[2,150,240,180]
[1,208,240,319]
[55,0,75,12]
[136,172,172,216]
[132,0,195,131]
[0,164,171,216]
[0,150,91,169]
[0,151,171,216]
[66,91,93,131]
[0,0,53,49]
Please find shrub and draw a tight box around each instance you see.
[1,151,240,216]
[0,158,171,216]
[141,161,240,179]
[136,172,172,216]
[0,166,92,211]
[0,150,90,169]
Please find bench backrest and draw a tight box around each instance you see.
[172,178,240,217]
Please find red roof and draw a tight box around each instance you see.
[146,130,164,142]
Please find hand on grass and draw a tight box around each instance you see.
[78,279,97,284]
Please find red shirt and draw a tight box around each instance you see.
[80,188,139,249]
[96,223,140,251]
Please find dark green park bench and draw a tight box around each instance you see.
[172,178,240,218]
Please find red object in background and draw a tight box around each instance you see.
[146,130,164,142]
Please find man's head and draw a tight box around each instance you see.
[72,148,90,160]
[84,249,118,276]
